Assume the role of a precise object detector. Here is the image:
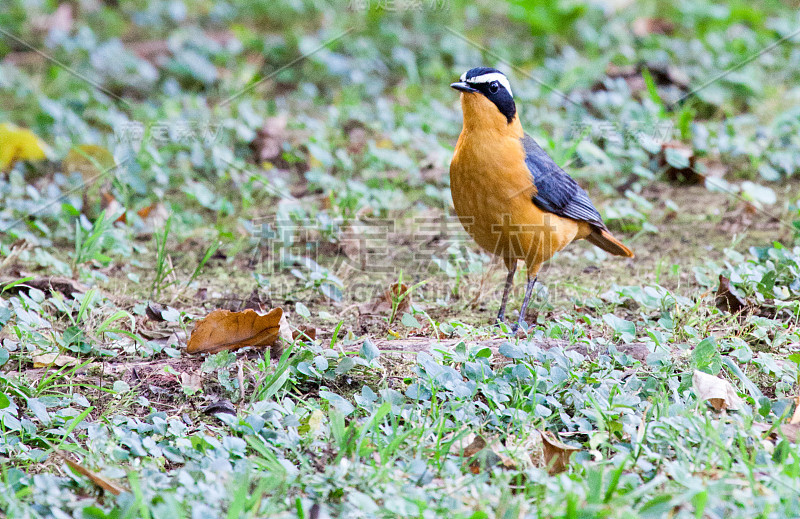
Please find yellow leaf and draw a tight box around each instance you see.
[0,122,48,171]
[307,409,325,436]
[63,144,118,217]
[63,144,116,180]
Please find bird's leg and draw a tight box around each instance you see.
[514,276,538,331]
[496,262,517,324]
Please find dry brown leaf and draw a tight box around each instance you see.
[540,430,580,475]
[755,421,800,444]
[0,275,88,298]
[500,433,543,471]
[203,400,236,416]
[659,141,700,184]
[715,275,749,314]
[278,312,293,343]
[137,202,169,230]
[790,396,800,425]
[146,302,167,321]
[32,4,73,33]
[180,372,203,393]
[632,17,675,37]
[446,432,486,474]
[292,326,317,342]
[358,283,411,322]
[778,423,800,443]
[460,434,487,458]
[692,370,743,411]
[186,308,283,354]
[60,455,127,495]
[32,353,79,368]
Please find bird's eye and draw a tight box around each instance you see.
[489,81,499,94]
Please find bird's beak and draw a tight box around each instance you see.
[450,81,478,93]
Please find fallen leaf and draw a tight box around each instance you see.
[179,372,203,393]
[134,202,169,231]
[203,400,236,416]
[32,4,73,33]
[32,353,79,368]
[692,369,743,411]
[0,276,88,298]
[715,275,749,314]
[659,141,700,184]
[778,423,800,443]
[63,145,117,218]
[446,432,518,474]
[60,454,127,495]
[299,409,326,437]
[146,302,167,321]
[278,312,293,343]
[292,326,317,342]
[240,288,270,313]
[460,434,487,458]
[790,396,800,425]
[499,433,543,471]
[0,122,49,171]
[632,17,675,37]
[186,308,283,354]
[754,421,800,444]
[539,430,580,475]
[358,283,411,322]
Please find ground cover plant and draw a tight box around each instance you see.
[1,0,799,517]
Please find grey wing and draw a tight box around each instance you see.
[522,133,606,228]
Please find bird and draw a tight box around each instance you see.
[449,67,634,330]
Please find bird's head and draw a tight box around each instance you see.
[451,67,517,127]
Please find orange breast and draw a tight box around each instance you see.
[450,124,584,271]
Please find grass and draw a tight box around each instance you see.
[1,0,800,517]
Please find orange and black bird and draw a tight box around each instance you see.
[449,67,634,329]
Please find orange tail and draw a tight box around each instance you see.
[586,228,634,258]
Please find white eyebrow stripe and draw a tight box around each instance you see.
[465,72,513,97]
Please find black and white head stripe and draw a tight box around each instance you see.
[460,69,513,98]
[455,67,517,123]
